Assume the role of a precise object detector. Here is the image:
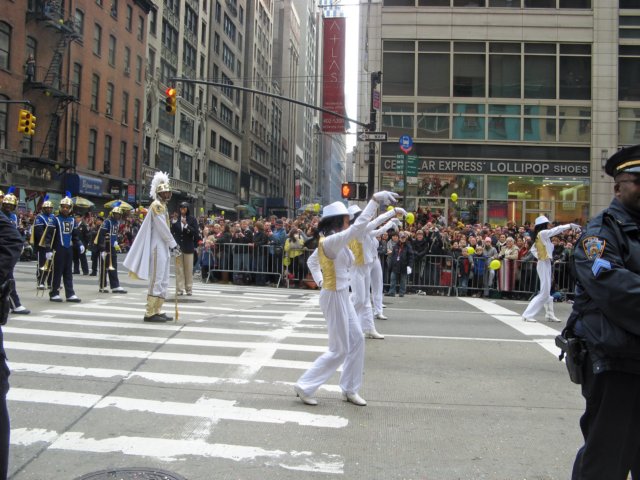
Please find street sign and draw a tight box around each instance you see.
[399,134,413,154]
[358,131,388,142]
[395,153,418,177]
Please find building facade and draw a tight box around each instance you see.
[357,0,638,226]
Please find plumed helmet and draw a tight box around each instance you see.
[42,194,53,209]
[60,190,73,207]
[150,171,171,200]
[111,201,123,215]
[2,186,17,206]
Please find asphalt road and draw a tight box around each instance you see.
[4,259,584,480]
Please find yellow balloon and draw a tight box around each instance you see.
[221,210,225,216]
[314,203,321,213]
[405,212,415,225]
[387,205,394,211]
[139,214,144,219]
[451,193,458,202]
[252,216,256,221]
[490,259,501,270]
[467,246,475,255]
[200,207,204,213]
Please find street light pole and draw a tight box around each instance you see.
[367,72,381,198]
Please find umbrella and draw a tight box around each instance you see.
[104,200,134,210]
[72,196,94,208]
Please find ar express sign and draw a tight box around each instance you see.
[382,158,590,177]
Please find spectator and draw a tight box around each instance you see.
[387,231,414,297]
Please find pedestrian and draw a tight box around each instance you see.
[0,188,30,314]
[387,231,414,297]
[456,246,474,296]
[481,237,498,297]
[97,203,127,294]
[171,202,199,295]
[568,144,640,479]
[32,196,55,290]
[24,54,35,82]
[0,205,25,480]
[44,192,84,303]
[521,215,580,322]
[294,190,400,406]
[123,171,182,322]
[73,213,89,275]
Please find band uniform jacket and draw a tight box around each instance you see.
[572,197,640,374]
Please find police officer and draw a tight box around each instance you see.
[570,144,640,479]
[45,192,84,302]
[73,213,89,275]
[89,213,104,276]
[97,203,126,294]
[33,196,55,290]
[0,188,30,314]
[0,205,24,480]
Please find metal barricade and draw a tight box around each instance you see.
[283,248,319,289]
[404,254,456,296]
[199,243,283,287]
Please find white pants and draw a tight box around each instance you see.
[296,289,365,396]
[148,247,170,298]
[351,264,376,333]
[370,259,383,316]
[522,259,553,318]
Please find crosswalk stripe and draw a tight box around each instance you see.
[11,428,344,474]
[41,309,303,320]
[5,341,315,369]
[8,388,348,428]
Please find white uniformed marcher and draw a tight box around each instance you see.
[347,204,406,339]
[123,171,182,322]
[521,215,581,322]
[369,217,401,320]
[294,191,401,407]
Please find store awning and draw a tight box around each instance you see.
[213,204,236,212]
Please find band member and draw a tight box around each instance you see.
[97,203,127,293]
[44,192,84,303]
[0,188,30,315]
[33,195,55,290]
[89,213,104,276]
[123,172,181,322]
[73,214,90,275]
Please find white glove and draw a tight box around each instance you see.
[101,251,107,259]
[170,245,182,257]
[80,245,85,255]
[373,190,399,205]
[407,266,412,275]
[113,241,119,248]
[46,252,53,260]
[391,218,402,227]
[394,207,407,217]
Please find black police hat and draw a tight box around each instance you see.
[179,201,190,208]
[605,144,640,177]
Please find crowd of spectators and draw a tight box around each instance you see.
[14,206,580,299]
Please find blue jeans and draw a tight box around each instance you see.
[388,271,406,296]
[458,275,469,296]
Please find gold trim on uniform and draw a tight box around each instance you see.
[318,237,336,291]
[151,200,166,215]
[616,159,640,172]
[534,236,549,261]
[348,239,365,266]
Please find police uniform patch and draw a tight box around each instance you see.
[582,236,605,261]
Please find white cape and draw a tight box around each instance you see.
[123,212,153,280]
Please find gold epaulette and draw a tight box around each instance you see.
[151,200,166,215]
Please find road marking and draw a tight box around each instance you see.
[11,428,344,474]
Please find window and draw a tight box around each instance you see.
[162,20,179,53]
[108,35,116,66]
[121,91,129,124]
[88,129,97,170]
[559,44,591,100]
[132,145,139,180]
[160,60,177,86]
[110,0,118,17]
[126,5,133,31]
[134,98,141,130]
[215,1,222,23]
[124,46,131,74]
[93,23,102,56]
[0,22,10,70]
[158,103,175,133]
[136,55,143,82]
[26,36,37,80]
[524,43,556,99]
[185,6,197,35]
[201,20,207,44]
[208,161,237,192]
[179,152,192,182]
[382,41,414,96]
[183,41,197,70]
[137,15,144,41]
[0,96,7,150]
[223,14,236,42]
[220,104,233,125]
[75,9,85,36]
[182,82,195,104]
[70,120,79,165]
[454,42,486,97]
[619,45,640,101]
[489,43,521,98]
[119,141,127,177]
[418,42,450,97]
[149,8,157,35]
[104,135,112,174]
[220,136,232,156]
[222,43,235,70]
[214,33,220,54]
[106,83,114,116]
[91,74,100,110]
[210,130,217,149]
[180,114,194,144]
[157,143,174,174]
[72,63,82,99]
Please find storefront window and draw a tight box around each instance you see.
[618,107,640,145]
[453,103,485,139]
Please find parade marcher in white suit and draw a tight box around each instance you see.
[347,204,406,339]
[294,191,401,407]
[370,218,401,321]
[123,172,182,322]
[522,215,581,323]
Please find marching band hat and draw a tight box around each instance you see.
[347,204,362,220]
[2,186,17,206]
[321,201,349,219]
[535,215,550,226]
[60,190,73,207]
[111,201,123,214]
[42,194,53,208]
[605,144,640,177]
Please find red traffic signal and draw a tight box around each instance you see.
[341,182,357,199]
[165,87,177,115]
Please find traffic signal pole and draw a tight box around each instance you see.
[368,72,381,199]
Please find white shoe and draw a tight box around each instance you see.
[342,392,367,406]
[522,316,537,322]
[545,315,562,323]
[111,287,127,294]
[375,313,388,320]
[66,295,81,303]
[11,306,30,314]
[37,284,45,290]
[382,303,387,308]
[294,385,318,406]
[365,330,385,339]
[50,295,63,302]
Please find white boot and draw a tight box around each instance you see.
[365,329,385,339]
[544,302,561,322]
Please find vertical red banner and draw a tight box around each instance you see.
[322,17,346,133]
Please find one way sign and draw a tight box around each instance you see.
[358,131,388,142]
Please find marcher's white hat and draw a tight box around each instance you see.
[347,204,362,220]
[535,215,550,226]
[322,201,349,219]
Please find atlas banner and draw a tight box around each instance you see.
[322,17,346,133]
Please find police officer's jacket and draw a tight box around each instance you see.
[572,197,640,374]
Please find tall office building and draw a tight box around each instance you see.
[358,0,634,226]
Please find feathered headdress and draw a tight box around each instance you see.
[149,171,171,200]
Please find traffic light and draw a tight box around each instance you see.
[17,109,35,136]
[357,183,368,201]
[341,182,357,200]
[165,87,177,115]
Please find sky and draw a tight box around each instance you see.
[342,4,360,150]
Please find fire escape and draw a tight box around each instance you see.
[24,0,80,165]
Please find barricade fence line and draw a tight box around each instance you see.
[197,243,574,300]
